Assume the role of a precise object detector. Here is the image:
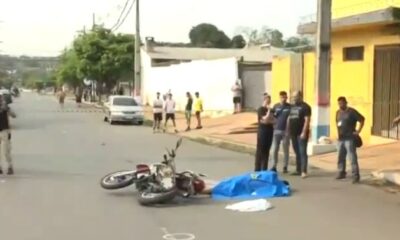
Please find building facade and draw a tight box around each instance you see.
[273,0,400,145]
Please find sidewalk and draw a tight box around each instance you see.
[143,107,400,185]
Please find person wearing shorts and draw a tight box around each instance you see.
[153,92,163,133]
[194,92,203,129]
[164,93,178,133]
[231,81,243,114]
[185,92,193,131]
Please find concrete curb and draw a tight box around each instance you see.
[372,170,400,186]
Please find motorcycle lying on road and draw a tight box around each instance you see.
[100,138,207,205]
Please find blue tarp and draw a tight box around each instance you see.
[211,171,291,200]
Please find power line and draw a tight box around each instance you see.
[110,0,133,31]
[112,0,136,31]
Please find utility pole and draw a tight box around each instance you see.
[134,0,142,96]
[312,0,332,143]
[92,13,96,29]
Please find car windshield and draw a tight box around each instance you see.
[113,98,138,106]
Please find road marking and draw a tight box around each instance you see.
[161,227,196,240]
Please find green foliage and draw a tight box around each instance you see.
[284,36,313,52]
[57,25,135,92]
[235,26,313,51]
[231,35,247,48]
[236,26,284,47]
[57,49,81,87]
[189,23,232,48]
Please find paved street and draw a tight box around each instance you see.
[0,93,399,240]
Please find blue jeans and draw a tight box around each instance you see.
[271,130,290,169]
[337,140,359,177]
[291,135,308,173]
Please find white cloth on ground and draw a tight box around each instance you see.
[225,199,272,212]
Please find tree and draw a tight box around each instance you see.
[56,49,81,88]
[70,26,135,95]
[235,26,284,47]
[231,35,247,48]
[189,23,232,48]
[284,36,313,52]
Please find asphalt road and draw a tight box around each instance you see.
[0,93,399,240]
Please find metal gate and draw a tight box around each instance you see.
[372,45,400,139]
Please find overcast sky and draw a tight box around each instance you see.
[0,0,316,56]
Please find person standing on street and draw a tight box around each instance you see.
[58,88,66,108]
[185,92,193,131]
[254,93,275,172]
[271,91,291,173]
[231,81,243,114]
[194,92,203,129]
[336,97,365,183]
[287,91,311,178]
[0,94,16,175]
[152,92,163,133]
[164,93,178,133]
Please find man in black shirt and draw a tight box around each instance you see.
[271,91,291,173]
[336,96,365,183]
[254,93,275,171]
[288,91,311,178]
[185,92,193,131]
[0,94,16,175]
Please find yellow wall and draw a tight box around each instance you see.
[333,0,400,18]
[271,25,400,144]
[330,27,400,142]
[271,56,291,104]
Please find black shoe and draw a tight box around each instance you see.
[7,167,14,175]
[283,167,288,174]
[290,171,301,176]
[336,172,347,180]
[270,167,277,172]
[0,168,3,175]
[352,176,360,184]
[185,127,191,132]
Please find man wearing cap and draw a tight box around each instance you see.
[336,96,365,183]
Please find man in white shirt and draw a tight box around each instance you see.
[164,93,178,133]
[153,92,163,133]
[231,80,243,114]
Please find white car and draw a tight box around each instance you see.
[104,96,144,125]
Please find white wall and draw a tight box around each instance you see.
[142,52,239,114]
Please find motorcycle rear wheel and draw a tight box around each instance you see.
[137,188,178,206]
[100,170,136,190]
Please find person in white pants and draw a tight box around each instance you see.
[0,94,16,175]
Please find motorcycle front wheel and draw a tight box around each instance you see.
[100,170,137,190]
[137,188,178,206]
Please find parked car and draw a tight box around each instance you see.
[0,89,13,104]
[104,95,144,125]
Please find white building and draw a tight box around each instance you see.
[140,37,289,116]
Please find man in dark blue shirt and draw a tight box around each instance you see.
[271,91,291,173]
